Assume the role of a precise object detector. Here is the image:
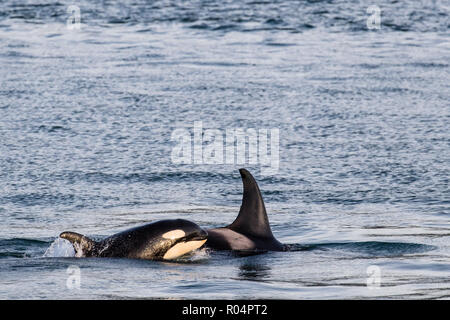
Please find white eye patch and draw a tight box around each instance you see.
[162,229,186,240]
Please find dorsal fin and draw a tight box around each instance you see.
[60,231,96,257]
[227,168,275,239]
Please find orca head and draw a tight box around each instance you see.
[59,231,98,257]
[157,219,208,260]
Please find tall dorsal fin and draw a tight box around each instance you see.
[227,168,275,239]
[60,231,96,257]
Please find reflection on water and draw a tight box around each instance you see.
[237,259,271,281]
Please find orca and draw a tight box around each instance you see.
[206,169,288,253]
[60,219,208,260]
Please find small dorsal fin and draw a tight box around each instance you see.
[227,169,275,239]
[60,231,96,256]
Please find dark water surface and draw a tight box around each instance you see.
[0,0,449,299]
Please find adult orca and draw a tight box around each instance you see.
[206,169,288,253]
[60,219,208,260]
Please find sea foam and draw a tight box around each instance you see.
[43,238,76,257]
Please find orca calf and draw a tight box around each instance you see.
[60,219,208,260]
[206,169,288,253]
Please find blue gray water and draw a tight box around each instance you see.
[0,0,449,299]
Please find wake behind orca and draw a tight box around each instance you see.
[206,169,288,253]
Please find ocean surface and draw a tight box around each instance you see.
[0,0,449,299]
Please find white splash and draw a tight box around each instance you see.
[43,238,76,257]
[188,247,210,262]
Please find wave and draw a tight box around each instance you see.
[47,169,234,185]
[288,241,436,256]
[0,238,50,259]
[0,0,447,33]
[1,237,435,261]
[0,236,208,260]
